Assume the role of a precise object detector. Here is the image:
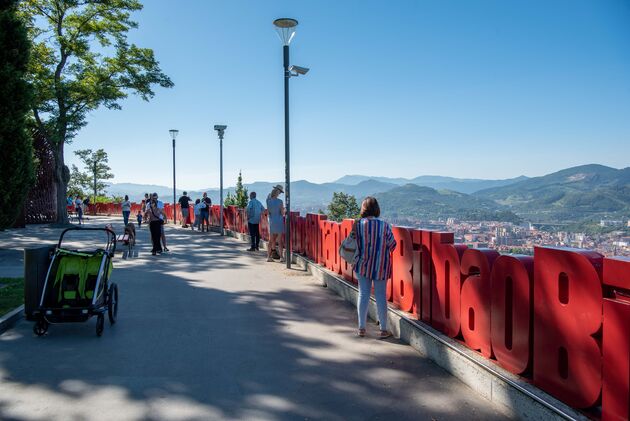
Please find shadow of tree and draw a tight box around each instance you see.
[0,217,512,420]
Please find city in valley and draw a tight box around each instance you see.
[406,218,630,257]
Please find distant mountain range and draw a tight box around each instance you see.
[105,164,630,223]
[375,184,521,224]
[474,164,630,222]
[334,174,529,194]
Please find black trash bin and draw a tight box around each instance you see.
[24,246,54,321]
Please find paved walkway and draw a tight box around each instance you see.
[0,218,513,420]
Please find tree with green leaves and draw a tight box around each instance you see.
[73,149,114,202]
[234,171,248,208]
[0,0,35,230]
[327,192,360,222]
[19,0,173,224]
[67,163,88,198]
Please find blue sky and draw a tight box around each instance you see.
[66,0,630,190]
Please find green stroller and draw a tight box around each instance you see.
[31,227,118,337]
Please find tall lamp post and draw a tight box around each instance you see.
[169,129,179,225]
[214,125,227,236]
[273,18,309,269]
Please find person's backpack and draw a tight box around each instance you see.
[339,221,359,265]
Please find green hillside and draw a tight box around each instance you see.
[474,164,630,222]
[375,184,520,222]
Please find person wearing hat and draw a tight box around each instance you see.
[266,184,285,262]
[144,194,167,255]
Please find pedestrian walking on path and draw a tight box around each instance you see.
[144,197,166,255]
[121,195,131,225]
[74,195,83,225]
[152,193,169,251]
[354,196,397,339]
[246,191,265,251]
[266,185,285,262]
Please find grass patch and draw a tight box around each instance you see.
[0,278,24,317]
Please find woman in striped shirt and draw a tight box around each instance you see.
[354,196,397,338]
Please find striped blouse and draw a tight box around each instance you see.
[354,217,397,282]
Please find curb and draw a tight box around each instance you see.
[0,305,24,335]
[222,228,588,421]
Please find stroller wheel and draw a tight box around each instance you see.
[108,283,119,325]
[96,313,104,337]
[33,320,49,337]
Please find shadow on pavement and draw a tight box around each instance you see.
[0,218,511,420]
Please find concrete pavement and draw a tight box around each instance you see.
[0,217,514,420]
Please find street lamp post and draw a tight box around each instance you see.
[214,125,227,236]
[169,129,179,225]
[273,18,308,269]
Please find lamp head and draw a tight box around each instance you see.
[169,129,179,140]
[273,18,298,45]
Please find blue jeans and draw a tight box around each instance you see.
[122,211,130,225]
[357,274,388,331]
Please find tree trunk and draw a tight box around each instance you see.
[54,141,68,225]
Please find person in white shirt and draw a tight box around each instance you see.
[193,199,202,230]
[121,195,132,225]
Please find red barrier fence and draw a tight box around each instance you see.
[91,202,630,418]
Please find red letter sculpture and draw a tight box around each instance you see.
[490,254,534,374]
[460,248,500,358]
[533,247,603,408]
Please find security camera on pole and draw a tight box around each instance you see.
[273,18,309,269]
[214,125,227,236]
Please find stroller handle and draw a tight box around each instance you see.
[58,227,117,256]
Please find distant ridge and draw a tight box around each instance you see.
[105,164,629,222]
[474,164,630,222]
[333,174,528,194]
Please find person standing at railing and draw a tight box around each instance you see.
[193,198,202,231]
[199,192,211,232]
[266,185,285,262]
[178,191,192,228]
[246,191,265,252]
[354,196,397,339]
[121,195,131,226]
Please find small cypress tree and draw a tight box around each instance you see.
[0,0,34,229]
[234,170,248,208]
[224,192,236,206]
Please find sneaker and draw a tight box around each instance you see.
[151,251,156,256]
[266,257,274,262]
[246,247,256,252]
